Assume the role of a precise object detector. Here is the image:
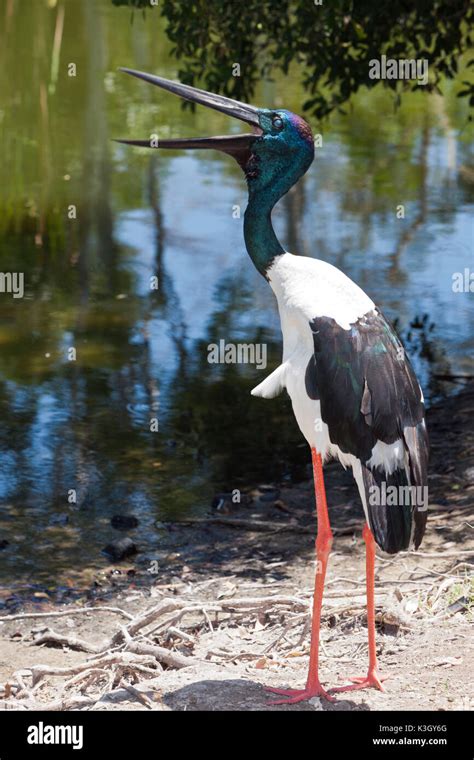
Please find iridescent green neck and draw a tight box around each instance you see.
[242,112,315,276]
[243,190,284,277]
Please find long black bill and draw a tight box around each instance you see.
[116,67,261,169]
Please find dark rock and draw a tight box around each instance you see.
[103,537,138,561]
[0,539,9,550]
[111,514,139,531]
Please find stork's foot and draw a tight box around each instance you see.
[266,682,335,705]
[329,668,387,694]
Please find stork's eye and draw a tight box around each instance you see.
[272,115,284,131]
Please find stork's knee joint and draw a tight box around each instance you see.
[316,530,333,555]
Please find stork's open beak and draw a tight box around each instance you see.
[116,67,261,169]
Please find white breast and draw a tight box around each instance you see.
[268,253,374,335]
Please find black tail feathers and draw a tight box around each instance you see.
[361,464,427,554]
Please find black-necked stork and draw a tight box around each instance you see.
[118,69,429,704]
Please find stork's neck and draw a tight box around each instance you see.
[243,188,284,277]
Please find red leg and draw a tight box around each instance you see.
[330,523,387,693]
[266,448,334,704]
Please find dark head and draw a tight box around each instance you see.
[117,68,314,203]
[117,68,315,276]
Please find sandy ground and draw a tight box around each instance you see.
[0,384,472,711]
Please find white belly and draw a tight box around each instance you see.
[283,349,331,457]
[284,351,361,470]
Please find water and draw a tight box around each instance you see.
[0,0,473,595]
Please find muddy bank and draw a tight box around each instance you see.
[0,383,472,711]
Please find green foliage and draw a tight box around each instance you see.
[112,0,474,118]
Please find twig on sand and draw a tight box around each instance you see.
[125,640,198,670]
[413,550,473,559]
[173,516,314,534]
[119,680,156,709]
[1,695,96,711]
[173,515,361,536]
[31,629,105,654]
[0,606,133,624]
[166,626,195,644]
[28,652,158,687]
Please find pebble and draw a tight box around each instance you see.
[102,537,138,561]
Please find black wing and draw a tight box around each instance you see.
[305,308,428,553]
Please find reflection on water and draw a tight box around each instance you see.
[0,0,473,594]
